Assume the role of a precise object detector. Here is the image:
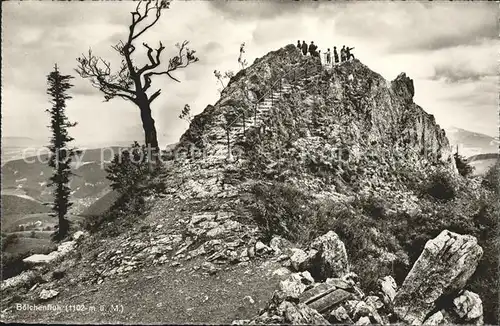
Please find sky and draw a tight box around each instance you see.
[2,0,498,148]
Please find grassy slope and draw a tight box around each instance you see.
[2,213,84,232]
[1,195,50,216]
[3,237,55,255]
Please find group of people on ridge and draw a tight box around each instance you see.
[296,40,355,64]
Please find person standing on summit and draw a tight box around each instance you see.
[346,46,355,60]
[334,47,339,64]
[297,40,301,49]
[301,41,308,55]
[308,41,316,56]
[340,45,346,62]
[326,48,331,65]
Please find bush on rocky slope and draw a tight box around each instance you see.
[84,142,167,234]
[482,159,499,193]
[421,169,458,201]
[248,175,498,323]
[249,181,312,243]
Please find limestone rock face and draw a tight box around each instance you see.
[309,231,349,280]
[391,72,414,102]
[170,44,456,202]
[394,230,483,324]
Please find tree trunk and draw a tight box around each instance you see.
[138,97,159,150]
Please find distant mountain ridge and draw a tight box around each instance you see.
[443,126,498,158]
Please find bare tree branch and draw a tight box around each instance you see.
[75,49,136,102]
[149,89,162,103]
[140,40,198,91]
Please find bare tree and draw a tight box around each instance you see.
[238,42,248,69]
[76,0,198,150]
[214,70,234,95]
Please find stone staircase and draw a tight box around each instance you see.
[210,79,301,160]
[209,58,348,160]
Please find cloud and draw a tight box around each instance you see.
[208,0,308,21]
[330,2,497,53]
[2,1,498,146]
[430,65,497,83]
[424,39,499,83]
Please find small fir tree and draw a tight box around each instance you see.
[46,64,78,241]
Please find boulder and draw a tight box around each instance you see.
[353,300,384,325]
[289,248,317,272]
[299,280,338,304]
[39,289,59,301]
[52,268,66,280]
[452,290,483,324]
[278,301,330,324]
[394,230,483,325]
[300,271,315,285]
[201,262,218,275]
[309,231,349,279]
[23,254,58,265]
[365,295,383,310]
[355,316,371,325]
[279,273,307,300]
[378,275,397,305]
[255,241,271,255]
[329,306,353,324]
[72,230,87,241]
[269,236,292,255]
[307,288,352,313]
[1,270,38,291]
[423,311,445,325]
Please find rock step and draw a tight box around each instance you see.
[307,288,352,314]
[299,283,337,305]
[299,278,352,304]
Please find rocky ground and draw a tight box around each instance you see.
[1,203,487,325]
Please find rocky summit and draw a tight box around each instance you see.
[171,44,455,204]
[1,44,496,325]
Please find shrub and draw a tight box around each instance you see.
[422,169,457,201]
[482,160,499,193]
[468,195,500,325]
[85,142,167,233]
[106,142,166,198]
[1,233,19,252]
[356,194,388,219]
[454,152,474,177]
[249,181,311,242]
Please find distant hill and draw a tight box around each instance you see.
[1,144,176,216]
[1,194,50,216]
[468,153,499,176]
[1,148,120,213]
[444,127,498,158]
